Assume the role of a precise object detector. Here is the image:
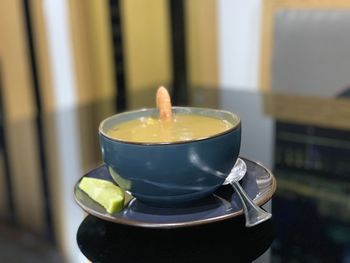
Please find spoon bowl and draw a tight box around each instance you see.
[224,157,247,185]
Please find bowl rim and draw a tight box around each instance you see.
[98,106,241,146]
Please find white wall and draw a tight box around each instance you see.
[218,0,262,90]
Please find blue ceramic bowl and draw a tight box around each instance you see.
[99,107,241,206]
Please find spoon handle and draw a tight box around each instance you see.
[231,181,272,227]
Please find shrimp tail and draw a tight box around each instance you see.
[156,86,172,121]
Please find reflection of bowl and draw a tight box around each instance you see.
[99,107,241,206]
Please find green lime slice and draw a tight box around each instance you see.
[79,177,125,214]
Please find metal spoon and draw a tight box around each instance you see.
[224,158,272,227]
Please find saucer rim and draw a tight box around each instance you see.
[74,157,277,229]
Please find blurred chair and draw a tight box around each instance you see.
[260,0,350,97]
[260,0,350,186]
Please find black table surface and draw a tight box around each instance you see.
[2,87,350,262]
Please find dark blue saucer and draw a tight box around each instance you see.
[74,157,276,228]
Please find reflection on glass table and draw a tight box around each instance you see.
[77,214,274,263]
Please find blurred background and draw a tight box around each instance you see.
[1,0,350,262]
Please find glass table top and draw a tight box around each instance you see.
[1,87,350,262]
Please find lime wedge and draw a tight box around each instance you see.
[79,177,125,214]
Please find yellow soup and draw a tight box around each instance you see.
[106,114,234,143]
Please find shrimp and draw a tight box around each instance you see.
[156,86,172,121]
